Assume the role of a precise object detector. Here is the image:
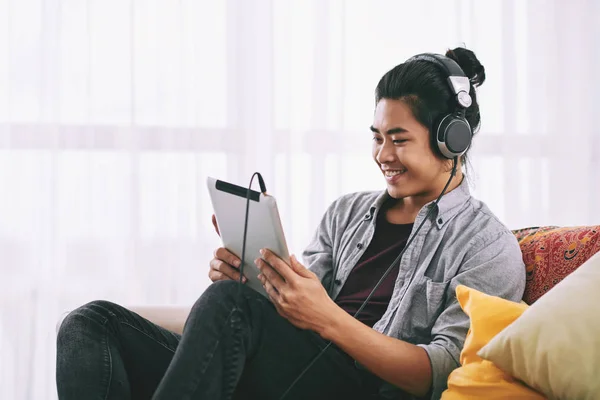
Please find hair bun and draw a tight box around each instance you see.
[446,47,485,88]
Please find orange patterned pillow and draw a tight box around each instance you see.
[513,226,600,304]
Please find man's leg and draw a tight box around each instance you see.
[56,300,181,400]
[153,280,368,400]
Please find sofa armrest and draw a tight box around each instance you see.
[129,305,192,335]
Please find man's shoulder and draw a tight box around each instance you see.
[330,190,383,214]
[335,190,383,206]
[458,197,519,250]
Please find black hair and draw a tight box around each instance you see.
[374,47,486,165]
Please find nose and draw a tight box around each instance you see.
[376,140,396,164]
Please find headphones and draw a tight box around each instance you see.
[406,53,473,159]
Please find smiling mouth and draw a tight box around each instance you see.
[382,169,406,177]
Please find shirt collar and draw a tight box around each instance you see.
[367,177,471,228]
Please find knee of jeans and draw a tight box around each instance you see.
[202,280,239,301]
[57,300,118,341]
[189,280,242,315]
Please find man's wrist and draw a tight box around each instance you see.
[319,303,349,341]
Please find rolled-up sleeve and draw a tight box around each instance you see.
[417,231,526,399]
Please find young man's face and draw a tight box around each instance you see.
[371,98,452,201]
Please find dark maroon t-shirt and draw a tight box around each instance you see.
[334,202,413,328]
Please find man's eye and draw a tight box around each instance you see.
[393,139,407,144]
[372,137,383,143]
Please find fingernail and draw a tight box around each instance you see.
[234,260,241,267]
[242,277,247,283]
[259,249,265,256]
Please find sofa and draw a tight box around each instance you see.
[441,225,600,399]
[62,225,600,397]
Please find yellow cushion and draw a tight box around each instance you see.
[479,251,600,399]
[441,285,545,399]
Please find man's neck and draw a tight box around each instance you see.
[387,172,464,223]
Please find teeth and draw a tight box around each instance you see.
[384,170,405,177]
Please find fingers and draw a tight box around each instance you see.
[209,258,246,282]
[211,214,220,236]
[259,249,295,282]
[209,248,246,283]
[260,274,308,330]
[289,254,313,278]
[214,247,241,268]
[208,268,230,282]
[260,274,281,303]
[255,258,285,290]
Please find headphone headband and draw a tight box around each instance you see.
[407,53,472,109]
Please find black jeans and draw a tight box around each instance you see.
[56,280,379,399]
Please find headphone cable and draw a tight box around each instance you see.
[239,172,267,300]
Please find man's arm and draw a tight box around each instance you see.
[260,216,525,398]
[416,231,525,397]
[324,231,526,398]
[258,248,433,397]
[323,309,433,397]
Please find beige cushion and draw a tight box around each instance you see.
[478,250,600,399]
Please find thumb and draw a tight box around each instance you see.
[290,255,312,278]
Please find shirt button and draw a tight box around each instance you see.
[437,218,443,224]
[364,214,371,220]
[334,279,342,285]
[357,243,363,250]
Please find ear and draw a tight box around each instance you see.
[445,160,454,173]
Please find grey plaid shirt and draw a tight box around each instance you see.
[303,179,525,399]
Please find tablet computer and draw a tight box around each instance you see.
[207,176,290,297]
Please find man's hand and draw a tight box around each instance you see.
[255,249,339,335]
[211,214,220,236]
[208,247,246,283]
[208,214,246,283]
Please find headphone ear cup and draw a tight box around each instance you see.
[436,114,472,159]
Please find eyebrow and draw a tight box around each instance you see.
[369,126,409,135]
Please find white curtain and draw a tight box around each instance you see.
[1,0,598,398]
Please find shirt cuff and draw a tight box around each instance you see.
[417,343,459,399]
